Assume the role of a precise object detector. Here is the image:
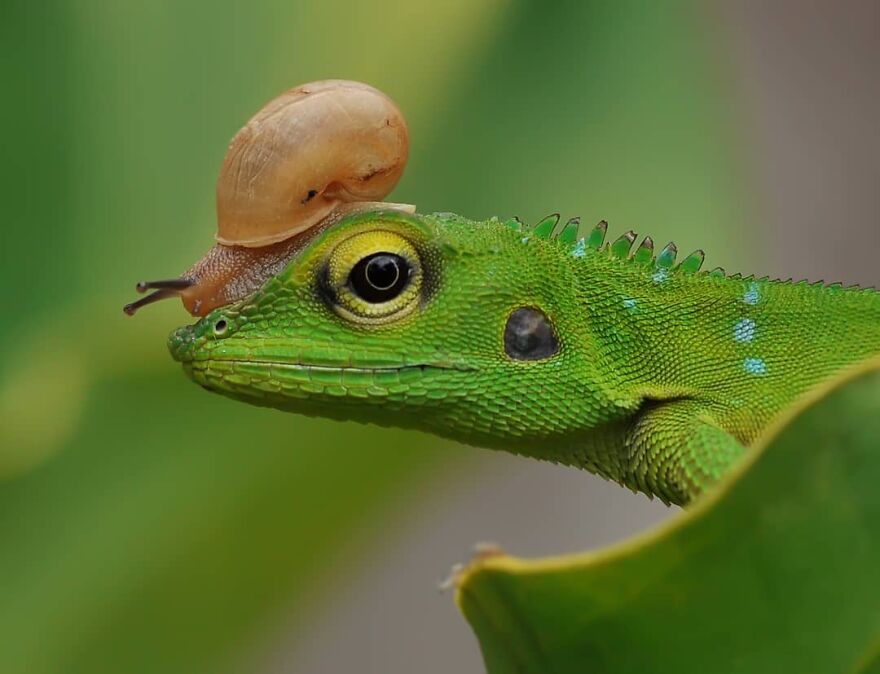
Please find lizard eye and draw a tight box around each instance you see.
[349,253,410,303]
[323,230,423,323]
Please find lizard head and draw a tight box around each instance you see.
[168,209,619,451]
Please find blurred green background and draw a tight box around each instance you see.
[3,1,876,673]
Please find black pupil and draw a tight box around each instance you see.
[350,253,409,303]
[366,255,400,290]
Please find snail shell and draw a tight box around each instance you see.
[217,79,409,247]
[125,80,412,317]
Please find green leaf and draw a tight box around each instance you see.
[457,358,880,674]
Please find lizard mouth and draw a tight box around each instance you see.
[167,326,475,402]
[186,359,462,373]
[168,324,473,373]
[180,358,472,403]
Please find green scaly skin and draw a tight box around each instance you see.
[168,210,880,505]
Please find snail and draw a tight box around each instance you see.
[124,79,412,317]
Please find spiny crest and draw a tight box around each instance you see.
[632,236,654,265]
[585,221,607,249]
[532,213,560,238]
[609,231,637,259]
[501,214,875,292]
[508,213,711,276]
[557,217,580,244]
[502,216,524,231]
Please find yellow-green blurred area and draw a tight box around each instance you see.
[2,1,876,673]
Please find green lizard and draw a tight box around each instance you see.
[165,208,880,506]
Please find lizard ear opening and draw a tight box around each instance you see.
[504,307,559,361]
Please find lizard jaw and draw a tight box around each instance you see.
[180,358,472,418]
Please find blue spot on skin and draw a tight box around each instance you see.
[743,282,760,305]
[623,298,637,311]
[521,236,530,244]
[571,238,587,258]
[743,357,767,375]
[652,268,669,284]
[734,318,756,343]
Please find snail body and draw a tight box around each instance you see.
[125,80,411,317]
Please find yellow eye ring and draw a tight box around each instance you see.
[325,231,422,322]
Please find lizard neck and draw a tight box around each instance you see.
[579,255,880,443]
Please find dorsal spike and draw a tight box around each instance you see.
[532,213,560,238]
[678,249,705,274]
[656,242,678,269]
[609,230,637,259]
[632,236,654,265]
[709,266,726,278]
[586,220,608,249]
[558,217,579,244]
[504,216,523,231]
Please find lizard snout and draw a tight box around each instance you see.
[167,324,196,363]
